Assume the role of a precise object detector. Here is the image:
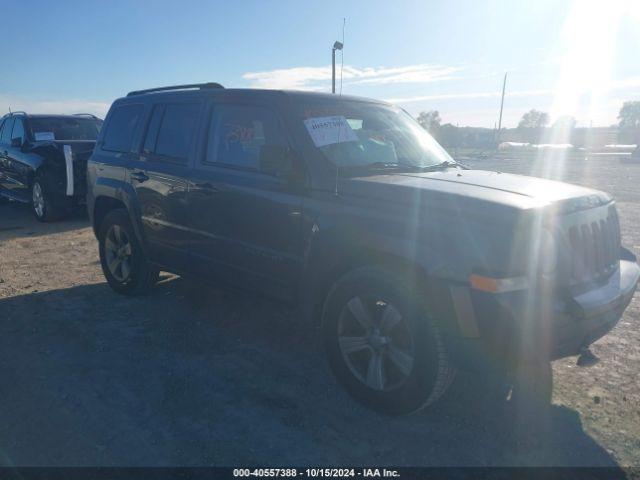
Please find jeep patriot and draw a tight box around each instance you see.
[87,83,639,414]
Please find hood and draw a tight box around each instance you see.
[341,169,611,214]
[30,139,96,163]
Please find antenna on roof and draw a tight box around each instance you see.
[8,106,11,114]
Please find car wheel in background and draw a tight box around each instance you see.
[98,208,159,295]
[322,266,456,415]
[31,173,62,222]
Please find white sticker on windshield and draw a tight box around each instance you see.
[303,116,358,148]
[35,131,55,141]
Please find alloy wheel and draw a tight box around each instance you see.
[32,182,45,218]
[104,224,133,282]
[337,296,415,391]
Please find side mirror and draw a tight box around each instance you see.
[11,137,23,148]
[259,145,294,178]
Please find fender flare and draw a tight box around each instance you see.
[91,178,149,256]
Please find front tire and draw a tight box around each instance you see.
[31,173,63,222]
[98,209,159,295]
[322,267,456,415]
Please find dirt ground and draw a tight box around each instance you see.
[0,155,638,468]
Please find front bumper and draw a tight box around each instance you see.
[555,251,639,357]
[446,249,639,370]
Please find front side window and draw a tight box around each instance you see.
[153,103,200,161]
[298,101,453,171]
[205,104,287,172]
[102,105,144,153]
[30,117,101,141]
[1,118,14,144]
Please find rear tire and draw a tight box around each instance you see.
[31,173,63,222]
[322,266,456,415]
[98,209,159,295]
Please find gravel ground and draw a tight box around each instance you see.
[0,155,638,468]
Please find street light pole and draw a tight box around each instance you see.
[496,72,508,143]
[332,48,336,94]
[332,41,343,94]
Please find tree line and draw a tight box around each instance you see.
[416,101,640,147]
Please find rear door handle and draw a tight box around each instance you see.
[130,171,149,183]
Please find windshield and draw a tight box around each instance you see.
[30,116,102,141]
[299,101,454,170]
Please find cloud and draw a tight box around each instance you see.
[242,66,332,90]
[385,89,554,104]
[610,75,640,90]
[0,96,110,118]
[242,64,462,90]
[386,74,640,105]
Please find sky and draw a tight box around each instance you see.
[1,0,639,128]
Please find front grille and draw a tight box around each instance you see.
[566,205,620,284]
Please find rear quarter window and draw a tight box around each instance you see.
[102,104,144,153]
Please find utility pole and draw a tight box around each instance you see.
[496,72,508,143]
[332,41,343,94]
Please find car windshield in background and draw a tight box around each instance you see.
[30,117,102,141]
[299,101,454,171]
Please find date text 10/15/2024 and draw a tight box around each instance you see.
[233,468,400,478]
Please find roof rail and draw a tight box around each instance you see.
[73,113,98,118]
[6,111,27,117]
[126,83,225,97]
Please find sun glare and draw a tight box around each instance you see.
[539,0,632,180]
[550,0,626,126]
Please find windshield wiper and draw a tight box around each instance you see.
[363,162,403,169]
[345,160,464,173]
[370,161,437,171]
[346,162,407,170]
[417,160,467,171]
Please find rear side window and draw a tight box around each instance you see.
[152,103,200,161]
[102,104,144,153]
[205,104,287,171]
[1,118,14,144]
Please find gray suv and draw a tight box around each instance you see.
[87,84,639,414]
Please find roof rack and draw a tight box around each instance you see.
[73,113,98,118]
[126,83,225,97]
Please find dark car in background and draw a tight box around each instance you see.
[0,112,103,221]
[87,84,639,415]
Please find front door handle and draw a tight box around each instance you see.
[130,171,149,183]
